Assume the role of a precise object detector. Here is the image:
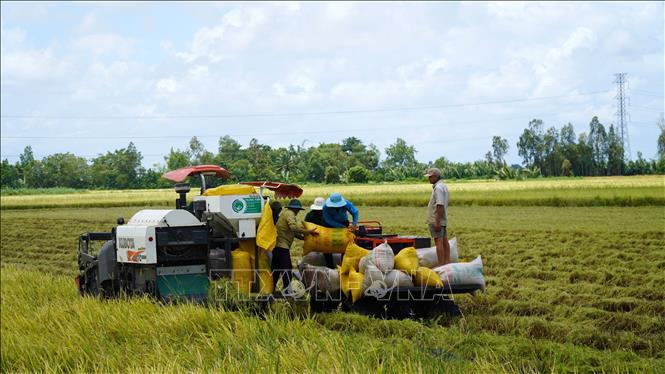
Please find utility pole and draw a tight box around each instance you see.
[614,73,630,160]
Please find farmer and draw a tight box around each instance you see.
[269,200,282,225]
[425,167,450,266]
[322,192,359,231]
[273,199,318,294]
[304,197,336,268]
[304,197,326,226]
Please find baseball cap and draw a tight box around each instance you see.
[424,167,442,177]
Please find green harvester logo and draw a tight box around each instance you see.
[232,199,245,213]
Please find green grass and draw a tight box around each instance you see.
[0,187,83,196]
[1,199,664,372]
[2,175,664,209]
[2,267,663,373]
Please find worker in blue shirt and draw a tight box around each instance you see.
[322,192,359,230]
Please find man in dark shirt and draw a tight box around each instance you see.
[304,197,336,268]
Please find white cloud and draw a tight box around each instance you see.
[155,78,178,96]
[76,12,100,33]
[324,2,356,22]
[1,49,68,81]
[177,6,268,63]
[272,74,319,103]
[0,21,25,50]
[75,33,134,57]
[532,27,597,96]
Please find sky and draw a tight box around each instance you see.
[1,1,663,168]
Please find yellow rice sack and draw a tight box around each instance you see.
[413,266,444,287]
[202,184,256,196]
[256,202,276,252]
[394,247,418,275]
[339,266,349,296]
[237,240,274,294]
[340,243,370,274]
[302,223,354,255]
[231,250,252,294]
[348,268,365,303]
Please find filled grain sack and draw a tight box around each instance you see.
[340,243,370,274]
[237,241,273,294]
[362,263,386,291]
[231,250,253,294]
[358,255,369,273]
[301,264,340,293]
[365,242,395,273]
[299,252,342,268]
[339,266,349,296]
[412,266,444,287]
[302,223,354,255]
[432,255,485,291]
[394,247,418,275]
[384,270,414,288]
[348,268,365,303]
[416,237,459,268]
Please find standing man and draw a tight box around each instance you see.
[322,192,359,231]
[425,168,450,266]
[273,199,318,294]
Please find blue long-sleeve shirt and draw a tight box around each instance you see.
[322,201,359,228]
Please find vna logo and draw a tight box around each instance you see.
[232,199,245,213]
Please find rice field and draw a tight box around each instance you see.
[2,176,665,372]
[1,175,664,209]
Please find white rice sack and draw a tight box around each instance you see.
[432,255,485,291]
[384,270,414,288]
[300,264,340,293]
[358,255,369,273]
[416,237,458,268]
[324,268,340,292]
[300,252,342,268]
[362,263,386,291]
[367,242,395,273]
[300,264,317,289]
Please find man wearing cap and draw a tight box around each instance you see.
[304,197,326,226]
[304,197,338,268]
[273,199,319,294]
[425,167,451,266]
[322,192,359,231]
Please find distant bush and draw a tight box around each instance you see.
[347,166,370,183]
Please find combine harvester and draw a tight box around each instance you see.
[77,165,482,318]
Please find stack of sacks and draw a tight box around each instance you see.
[416,237,459,268]
[414,237,486,290]
[361,242,415,292]
[394,247,443,287]
[432,256,486,291]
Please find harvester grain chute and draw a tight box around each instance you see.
[76,165,483,318]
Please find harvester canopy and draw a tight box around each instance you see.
[162,165,231,183]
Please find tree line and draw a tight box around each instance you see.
[2,116,664,190]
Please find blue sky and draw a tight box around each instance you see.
[1,1,663,168]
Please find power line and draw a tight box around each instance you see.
[0,90,612,120]
[631,89,664,97]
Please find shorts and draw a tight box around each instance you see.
[428,224,447,238]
